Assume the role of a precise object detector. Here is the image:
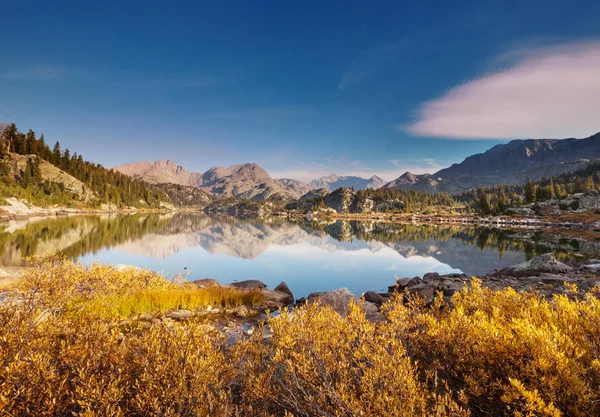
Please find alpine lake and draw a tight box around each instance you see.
[2,212,599,298]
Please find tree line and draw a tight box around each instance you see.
[0,123,169,208]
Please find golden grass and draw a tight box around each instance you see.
[1,260,600,416]
[86,286,262,318]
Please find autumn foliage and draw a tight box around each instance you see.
[1,260,600,416]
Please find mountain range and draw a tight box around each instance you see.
[116,132,600,200]
[384,132,600,194]
[309,174,385,191]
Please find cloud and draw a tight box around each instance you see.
[405,40,600,140]
[1,66,62,80]
[338,40,409,90]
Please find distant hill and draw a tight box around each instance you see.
[309,174,384,191]
[384,132,600,194]
[115,160,311,200]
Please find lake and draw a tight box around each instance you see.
[2,213,598,297]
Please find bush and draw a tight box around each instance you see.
[1,261,600,416]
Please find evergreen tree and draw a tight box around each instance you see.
[585,175,595,191]
[52,141,61,164]
[525,180,536,203]
[25,130,37,154]
[497,186,508,212]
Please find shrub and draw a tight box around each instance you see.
[1,261,600,416]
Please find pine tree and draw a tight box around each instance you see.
[585,175,595,191]
[52,142,61,164]
[525,180,536,203]
[497,186,508,212]
[25,130,37,155]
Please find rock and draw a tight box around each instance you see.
[274,281,294,301]
[307,288,380,321]
[167,309,193,321]
[323,188,356,213]
[558,198,579,211]
[230,280,267,290]
[494,253,573,278]
[363,291,385,306]
[407,284,436,304]
[233,305,254,318]
[423,272,440,281]
[138,312,154,321]
[260,289,294,306]
[262,324,274,340]
[192,278,220,288]
[388,277,421,292]
[439,280,465,296]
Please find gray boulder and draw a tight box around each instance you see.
[260,289,294,306]
[230,280,267,290]
[192,278,220,288]
[307,288,380,321]
[494,253,572,278]
[274,281,294,301]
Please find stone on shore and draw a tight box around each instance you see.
[494,253,572,277]
[230,280,267,290]
[192,278,220,288]
[307,288,380,321]
[260,289,294,306]
[274,281,294,301]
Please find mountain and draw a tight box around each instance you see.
[115,160,308,200]
[115,160,192,186]
[277,178,313,197]
[384,132,600,194]
[309,174,384,191]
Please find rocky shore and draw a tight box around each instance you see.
[131,252,599,341]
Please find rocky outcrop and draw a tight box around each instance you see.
[385,254,599,305]
[299,188,330,202]
[323,188,356,213]
[494,253,572,277]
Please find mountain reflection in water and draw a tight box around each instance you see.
[2,213,598,296]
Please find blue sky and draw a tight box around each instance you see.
[2,0,600,181]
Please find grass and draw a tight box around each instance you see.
[85,285,262,318]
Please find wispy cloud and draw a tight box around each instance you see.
[1,66,63,80]
[405,39,600,140]
[338,40,409,90]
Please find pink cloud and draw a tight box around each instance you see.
[405,40,600,139]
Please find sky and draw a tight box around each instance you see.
[2,0,600,182]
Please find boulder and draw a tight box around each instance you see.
[494,253,572,278]
[388,277,421,293]
[192,278,220,288]
[407,284,437,304]
[274,281,294,301]
[422,272,440,281]
[363,291,385,306]
[260,289,294,306]
[167,309,193,321]
[230,280,267,290]
[307,288,380,321]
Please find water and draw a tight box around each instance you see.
[2,213,598,297]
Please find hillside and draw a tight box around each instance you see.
[0,124,169,209]
[385,132,600,194]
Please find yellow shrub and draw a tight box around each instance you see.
[2,260,600,416]
[383,280,600,416]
